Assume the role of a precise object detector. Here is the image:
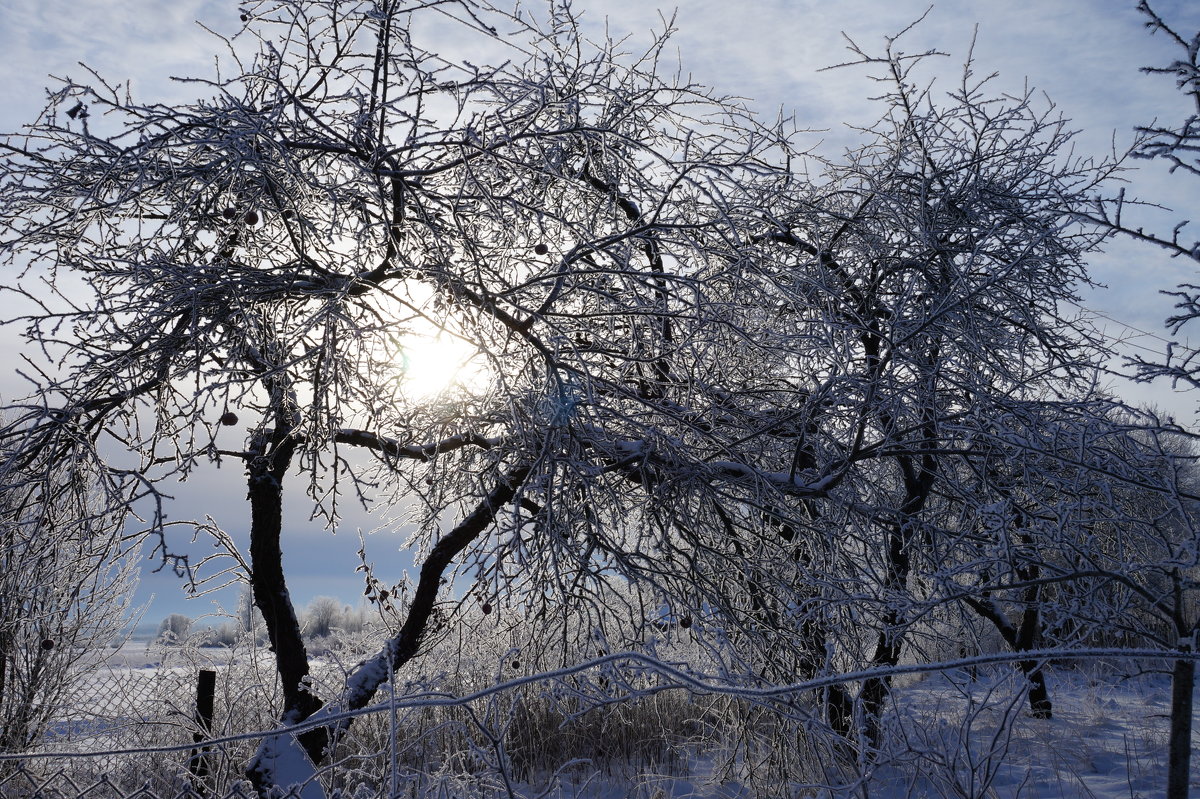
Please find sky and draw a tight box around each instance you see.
[1,0,1199,625]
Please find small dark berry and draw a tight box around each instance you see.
[679,615,693,629]
[243,210,259,225]
[511,660,520,670]
[219,411,239,426]
[281,209,296,220]
[222,207,237,220]
[41,639,55,651]
[481,602,492,615]
[533,243,549,255]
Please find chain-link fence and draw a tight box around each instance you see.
[3,643,275,799]
[1,641,773,799]
[1,646,1191,799]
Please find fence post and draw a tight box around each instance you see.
[188,669,217,793]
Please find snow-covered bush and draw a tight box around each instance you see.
[0,460,137,754]
[156,613,193,644]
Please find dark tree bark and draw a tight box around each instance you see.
[247,464,532,793]
[963,591,1053,719]
[858,422,938,750]
[1167,650,1195,799]
[962,525,1054,720]
[1167,582,1197,799]
[246,434,327,756]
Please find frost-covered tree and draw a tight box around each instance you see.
[1031,408,1200,799]
[1087,3,1200,390]
[0,459,136,754]
[931,399,1200,725]
[156,613,193,643]
[301,596,355,640]
[1084,6,1200,796]
[722,30,1119,740]
[3,0,1183,793]
[0,1,818,790]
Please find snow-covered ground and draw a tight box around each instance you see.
[870,666,1187,799]
[32,653,1199,799]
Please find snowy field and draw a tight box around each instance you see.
[872,667,1187,799]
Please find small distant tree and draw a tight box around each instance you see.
[156,613,193,644]
[301,597,345,640]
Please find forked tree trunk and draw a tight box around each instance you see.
[246,465,531,796]
[1023,660,1052,720]
[964,582,1053,720]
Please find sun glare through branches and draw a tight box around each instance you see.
[4,1,1200,796]
[392,327,487,399]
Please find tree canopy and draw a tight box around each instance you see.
[1,2,1197,797]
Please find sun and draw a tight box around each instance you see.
[394,328,486,399]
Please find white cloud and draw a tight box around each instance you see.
[0,0,234,125]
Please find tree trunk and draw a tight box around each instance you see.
[246,465,531,795]
[1013,576,1052,719]
[1021,659,1052,719]
[1167,651,1195,799]
[962,550,1053,719]
[859,449,935,749]
[777,511,856,737]
[855,353,939,751]
[0,633,8,746]
[245,436,328,790]
[960,608,1053,720]
[859,520,913,750]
